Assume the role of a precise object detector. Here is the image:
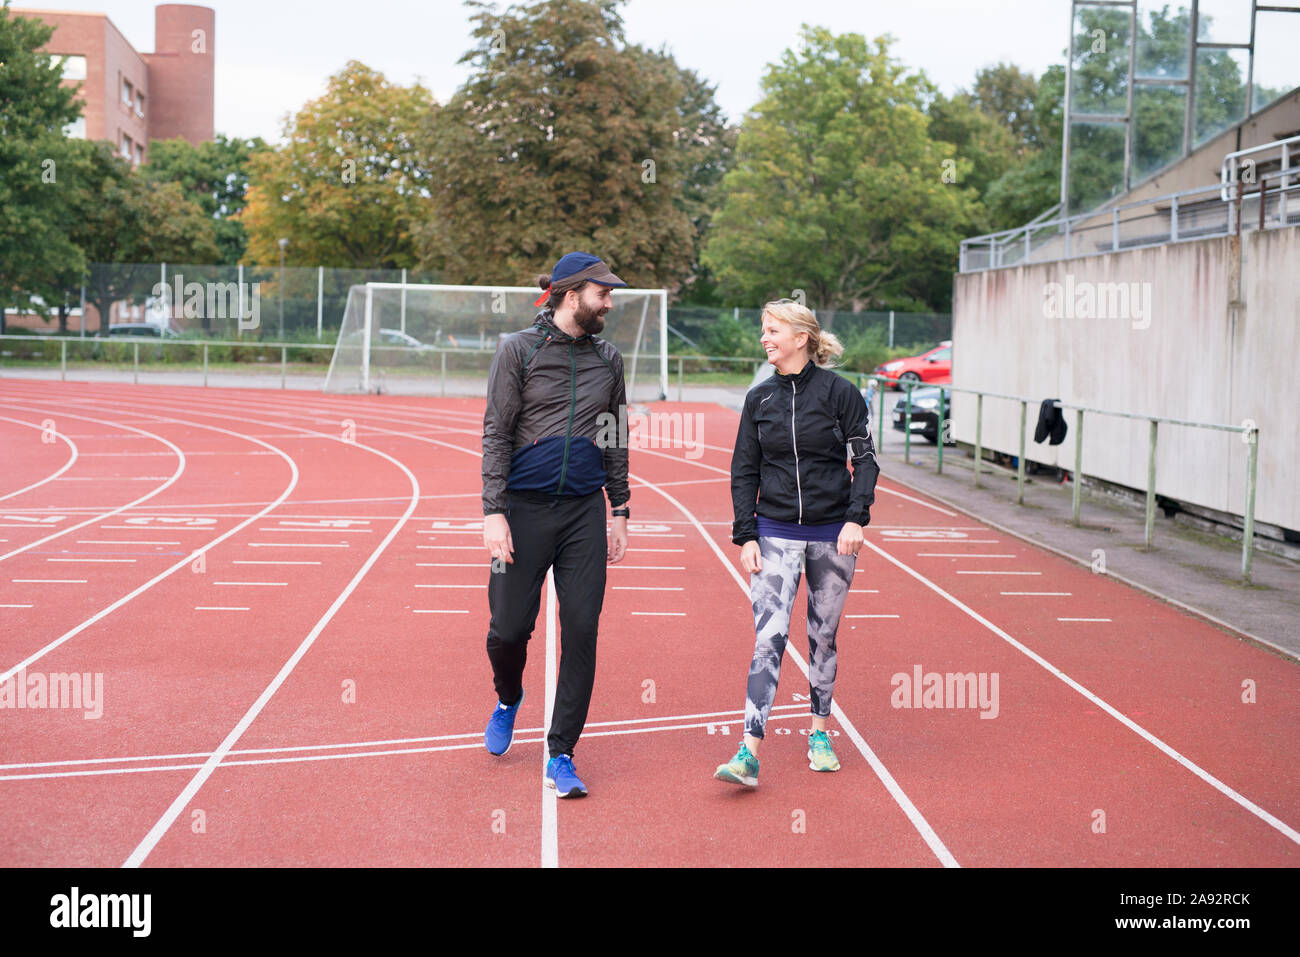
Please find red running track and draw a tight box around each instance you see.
[0,379,1296,867]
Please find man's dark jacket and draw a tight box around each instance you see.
[482,309,630,515]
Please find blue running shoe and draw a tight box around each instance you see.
[484,690,523,755]
[544,754,588,798]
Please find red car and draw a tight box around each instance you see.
[874,341,951,388]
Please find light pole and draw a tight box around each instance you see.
[278,237,289,340]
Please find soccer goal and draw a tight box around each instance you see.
[322,282,668,401]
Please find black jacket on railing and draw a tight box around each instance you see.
[731,358,880,545]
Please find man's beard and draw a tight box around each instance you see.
[573,298,608,335]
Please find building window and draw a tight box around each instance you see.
[121,132,133,159]
[136,144,145,165]
[121,77,133,107]
[55,54,86,80]
[135,91,145,118]
[64,116,86,139]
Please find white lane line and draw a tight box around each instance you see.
[857,538,1300,847]
[11,579,87,584]
[413,609,469,614]
[195,606,250,612]
[0,713,817,782]
[956,570,1041,575]
[629,548,685,552]
[1002,592,1072,596]
[917,553,1017,558]
[633,472,959,868]
[0,415,78,502]
[0,408,185,564]
[233,560,322,565]
[895,539,1002,544]
[0,604,34,608]
[212,582,288,587]
[613,586,682,591]
[124,427,422,868]
[1057,617,1112,622]
[542,569,558,869]
[255,528,373,534]
[248,542,348,548]
[0,410,299,688]
[99,525,212,531]
[46,558,137,563]
[0,704,810,773]
[632,611,685,616]
[416,545,483,550]
[415,583,485,589]
[850,589,880,593]
[416,562,487,568]
[846,614,901,619]
[609,565,684,570]
[77,540,182,546]
[876,486,960,516]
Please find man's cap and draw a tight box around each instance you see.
[534,252,626,307]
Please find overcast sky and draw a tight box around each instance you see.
[18,0,1296,142]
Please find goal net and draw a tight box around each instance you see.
[322,283,668,401]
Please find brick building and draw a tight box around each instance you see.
[14,3,215,165]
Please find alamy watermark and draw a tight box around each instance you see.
[151,273,261,331]
[891,664,999,719]
[595,406,705,460]
[0,669,103,719]
[1042,275,1152,330]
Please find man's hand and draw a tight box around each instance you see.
[608,515,628,564]
[484,513,514,565]
[837,521,864,557]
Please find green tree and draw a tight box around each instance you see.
[239,61,436,268]
[0,4,84,333]
[971,62,1041,149]
[144,134,270,264]
[65,141,220,333]
[413,0,699,290]
[702,27,980,314]
[927,91,1021,224]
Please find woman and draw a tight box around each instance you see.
[715,299,880,786]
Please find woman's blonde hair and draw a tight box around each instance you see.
[761,299,844,368]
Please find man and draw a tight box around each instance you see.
[480,251,631,797]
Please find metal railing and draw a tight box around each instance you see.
[852,374,1261,583]
[961,136,1300,273]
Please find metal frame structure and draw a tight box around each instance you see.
[1062,0,1300,216]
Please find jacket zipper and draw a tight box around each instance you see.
[554,339,577,494]
[791,380,802,523]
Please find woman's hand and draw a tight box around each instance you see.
[740,540,763,574]
[837,521,864,557]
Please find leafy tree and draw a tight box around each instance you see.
[413,0,698,290]
[702,27,980,313]
[144,134,270,265]
[0,4,83,333]
[971,62,1041,149]
[65,140,219,333]
[927,91,1021,224]
[239,60,436,268]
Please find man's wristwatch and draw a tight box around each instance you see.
[611,507,630,518]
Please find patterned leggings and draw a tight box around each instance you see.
[744,536,857,739]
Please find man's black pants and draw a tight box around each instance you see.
[486,488,606,759]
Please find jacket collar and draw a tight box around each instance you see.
[772,358,816,386]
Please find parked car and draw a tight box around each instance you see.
[378,328,434,350]
[99,323,182,339]
[874,341,951,387]
[892,385,953,444]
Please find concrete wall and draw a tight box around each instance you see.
[950,226,1299,532]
